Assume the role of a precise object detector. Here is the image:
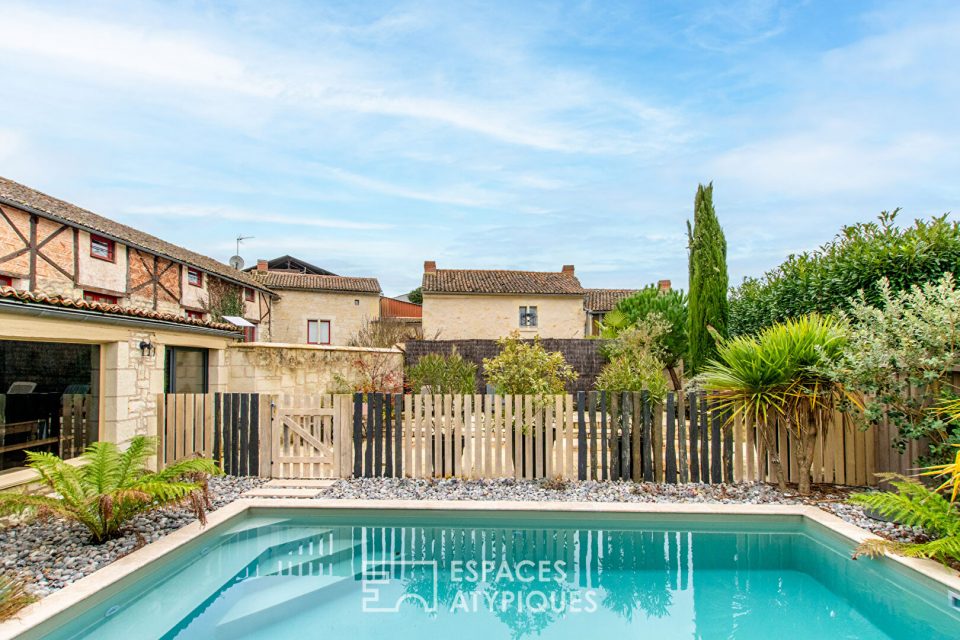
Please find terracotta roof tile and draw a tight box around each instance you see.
[584,289,638,312]
[0,286,241,332]
[252,271,381,293]
[0,176,269,292]
[423,269,583,295]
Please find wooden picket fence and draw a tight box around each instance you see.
[156,393,263,476]
[156,391,908,486]
[353,391,883,484]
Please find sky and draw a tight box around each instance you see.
[0,0,957,296]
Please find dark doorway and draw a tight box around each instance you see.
[0,340,100,473]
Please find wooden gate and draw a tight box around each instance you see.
[271,394,351,478]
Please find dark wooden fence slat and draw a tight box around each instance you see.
[600,390,608,481]
[222,393,234,475]
[394,394,403,478]
[621,391,632,481]
[722,408,734,482]
[631,392,642,482]
[642,390,653,482]
[353,393,363,477]
[213,393,222,471]
[665,392,677,483]
[249,394,260,477]
[710,401,722,484]
[588,391,598,481]
[688,392,700,483]
[699,394,710,483]
[238,394,250,476]
[367,393,377,478]
[577,392,587,480]
[610,393,620,480]
[384,394,394,477]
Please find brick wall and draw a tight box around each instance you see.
[403,339,609,393]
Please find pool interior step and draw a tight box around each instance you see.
[214,574,358,638]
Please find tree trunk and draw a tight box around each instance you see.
[758,422,786,491]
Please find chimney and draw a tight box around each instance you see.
[256,259,268,272]
[424,260,437,273]
[561,265,575,276]
[658,279,671,292]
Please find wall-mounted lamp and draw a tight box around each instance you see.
[139,340,155,357]
[354,299,360,306]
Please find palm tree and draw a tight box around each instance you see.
[0,436,220,543]
[702,315,857,494]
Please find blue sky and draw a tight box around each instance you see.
[0,1,957,296]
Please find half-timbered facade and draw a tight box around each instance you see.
[0,176,273,332]
[0,176,276,484]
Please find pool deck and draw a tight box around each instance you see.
[2,498,959,639]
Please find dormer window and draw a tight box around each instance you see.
[90,235,115,262]
[187,268,203,287]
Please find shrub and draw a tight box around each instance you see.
[824,274,960,464]
[407,349,477,394]
[595,320,669,399]
[729,211,960,336]
[0,574,35,621]
[0,437,221,543]
[598,287,687,388]
[483,331,577,395]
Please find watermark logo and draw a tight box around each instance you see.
[361,560,439,613]
[360,559,598,615]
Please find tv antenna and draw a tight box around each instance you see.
[230,234,254,270]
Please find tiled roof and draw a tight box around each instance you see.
[0,176,270,292]
[584,289,638,312]
[251,271,381,294]
[0,287,241,333]
[423,269,583,295]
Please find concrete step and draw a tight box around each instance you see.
[242,487,322,498]
[264,479,337,488]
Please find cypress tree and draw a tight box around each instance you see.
[687,182,729,375]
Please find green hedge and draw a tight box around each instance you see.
[729,211,960,336]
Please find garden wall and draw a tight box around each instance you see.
[402,339,608,392]
[227,343,404,395]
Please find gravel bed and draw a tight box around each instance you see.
[0,475,266,596]
[317,477,924,544]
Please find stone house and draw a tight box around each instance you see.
[0,175,278,485]
[421,261,588,339]
[249,259,382,346]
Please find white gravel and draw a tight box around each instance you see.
[0,475,266,596]
[1,476,923,597]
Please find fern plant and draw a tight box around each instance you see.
[849,473,960,566]
[0,437,221,544]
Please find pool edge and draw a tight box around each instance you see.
[2,499,958,639]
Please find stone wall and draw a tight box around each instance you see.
[227,343,404,395]
[403,338,608,393]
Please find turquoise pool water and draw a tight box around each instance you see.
[39,509,960,639]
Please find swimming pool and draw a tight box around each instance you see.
[10,503,960,639]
